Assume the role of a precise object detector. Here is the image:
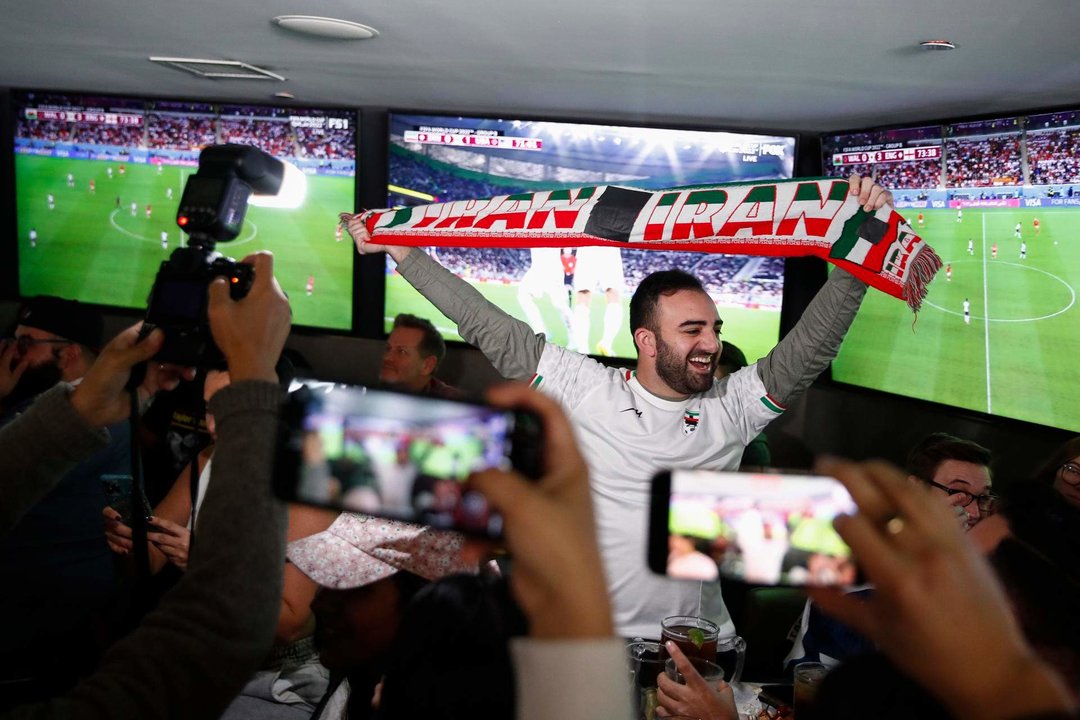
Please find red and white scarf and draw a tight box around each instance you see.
[347,177,941,312]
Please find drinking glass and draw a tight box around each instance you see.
[659,615,720,666]
[626,640,664,720]
[716,634,747,683]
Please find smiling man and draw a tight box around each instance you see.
[352,175,892,639]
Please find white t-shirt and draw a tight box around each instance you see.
[532,344,782,638]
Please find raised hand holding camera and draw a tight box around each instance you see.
[140,144,303,367]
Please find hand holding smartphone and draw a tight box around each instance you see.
[275,382,543,537]
[648,469,859,587]
[100,473,153,525]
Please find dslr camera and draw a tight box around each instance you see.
[141,144,289,366]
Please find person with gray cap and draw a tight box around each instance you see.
[288,514,476,720]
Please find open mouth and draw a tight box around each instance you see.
[687,354,713,373]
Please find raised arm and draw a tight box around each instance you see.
[756,176,891,405]
[348,216,546,380]
[11,253,292,720]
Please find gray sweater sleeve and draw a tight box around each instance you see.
[756,267,867,406]
[395,249,546,380]
[0,383,110,537]
[10,381,288,720]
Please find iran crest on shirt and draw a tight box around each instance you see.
[683,410,700,435]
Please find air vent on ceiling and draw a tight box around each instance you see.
[149,57,286,81]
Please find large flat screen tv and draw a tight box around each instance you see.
[12,90,357,331]
[822,110,1080,432]
[384,113,796,363]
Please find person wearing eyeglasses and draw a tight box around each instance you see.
[1033,436,1080,509]
[785,432,995,673]
[906,432,996,531]
[0,296,105,421]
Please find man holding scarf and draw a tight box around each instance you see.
[348,175,895,640]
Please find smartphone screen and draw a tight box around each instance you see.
[276,382,542,537]
[648,469,858,587]
[101,473,152,525]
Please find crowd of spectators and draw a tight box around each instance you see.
[295,126,355,160]
[389,151,516,203]
[826,163,873,180]
[1027,128,1080,185]
[16,118,70,142]
[70,123,144,147]
[219,118,294,158]
[426,247,531,282]
[945,136,1022,187]
[874,159,941,190]
[146,114,217,150]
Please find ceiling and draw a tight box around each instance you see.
[2,0,1080,134]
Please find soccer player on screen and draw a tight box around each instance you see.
[1015,222,1022,239]
[1020,240,1027,260]
[349,174,895,640]
[946,263,952,282]
[957,208,963,223]
[1034,217,1041,235]
[161,231,168,250]
[917,211,925,227]
[119,164,126,176]
[166,187,173,200]
[88,179,95,194]
[963,298,971,325]
[967,239,974,255]
[107,167,113,180]
[130,202,137,217]
[571,246,625,355]
[28,228,37,249]
[992,243,998,259]
[306,275,315,296]
[518,247,572,344]
[146,204,152,219]
[335,224,343,243]
[47,193,55,211]
[66,172,74,188]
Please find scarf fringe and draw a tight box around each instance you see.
[903,244,943,313]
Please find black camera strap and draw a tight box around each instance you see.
[127,389,154,617]
[188,453,199,552]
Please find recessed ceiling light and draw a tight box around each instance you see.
[919,39,957,51]
[272,15,379,40]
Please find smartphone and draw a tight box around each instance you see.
[101,474,153,525]
[648,469,858,587]
[275,381,543,537]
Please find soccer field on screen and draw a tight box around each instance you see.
[833,206,1080,432]
[15,154,354,330]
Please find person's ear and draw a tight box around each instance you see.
[421,354,438,377]
[57,342,82,370]
[634,328,656,358]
